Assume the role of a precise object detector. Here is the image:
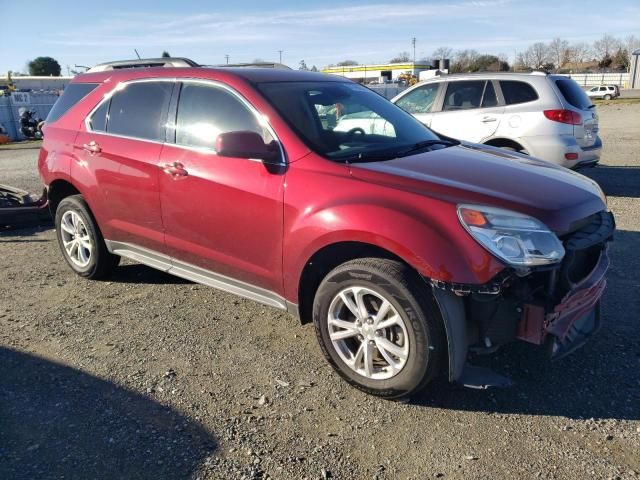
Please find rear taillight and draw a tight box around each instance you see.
[543,109,582,125]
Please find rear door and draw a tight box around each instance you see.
[553,77,598,149]
[429,80,504,142]
[73,80,173,253]
[393,82,442,127]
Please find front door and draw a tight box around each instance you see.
[429,80,504,142]
[158,81,285,293]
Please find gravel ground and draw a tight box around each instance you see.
[1,104,639,480]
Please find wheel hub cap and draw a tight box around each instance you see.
[59,211,93,268]
[327,286,410,380]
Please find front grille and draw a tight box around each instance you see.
[559,211,614,289]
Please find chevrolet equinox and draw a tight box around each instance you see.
[39,60,614,397]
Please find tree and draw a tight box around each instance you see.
[298,59,309,71]
[336,60,358,66]
[593,34,619,62]
[527,42,550,69]
[310,65,318,72]
[389,52,411,63]
[612,48,630,70]
[450,49,479,72]
[161,51,171,58]
[252,58,266,63]
[28,56,61,76]
[567,42,592,67]
[548,37,570,71]
[432,46,453,60]
[468,54,509,72]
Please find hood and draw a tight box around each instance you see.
[350,144,606,234]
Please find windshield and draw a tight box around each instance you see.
[258,81,446,162]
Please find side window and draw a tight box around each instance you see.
[47,83,98,123]
[175,83,271,149]
[599,86,606,92]
[89,100,109,132]
[481,82,498,107]
[106,82,173,141]
[395,83,440,114]
[442,81,484,111]
[499,81,538,105]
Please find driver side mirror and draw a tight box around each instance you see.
[215,131,280,164]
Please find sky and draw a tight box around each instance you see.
[1,0,638,74]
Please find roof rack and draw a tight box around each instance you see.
[211,62,292,70]
[87,57,200,73]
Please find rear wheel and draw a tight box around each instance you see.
[312,258,446,399]
[55,195,119,279]
[603,94,612,100]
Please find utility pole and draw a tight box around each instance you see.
[278,50,283,64]
[412,37,416,64]
[225,54,230,65]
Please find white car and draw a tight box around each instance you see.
[337,72,602,168]
[586,85,619,100]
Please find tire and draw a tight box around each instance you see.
[54,195,119,279]
[312,258,446,399]
[604,94,611,100]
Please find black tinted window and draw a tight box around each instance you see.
[555,79,592,110]
[89,100,109,131]
[395,83,440,113]
[443,81,484,110]
[482,81,498,107]
[500,81,538,105]
[107,82,172,140]
[46,83,98,123]
[175,83,268,149]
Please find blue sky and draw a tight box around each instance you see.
[1,0,638,73]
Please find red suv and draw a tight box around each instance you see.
[39,60,614,398]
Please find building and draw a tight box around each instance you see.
[321,62,432,83]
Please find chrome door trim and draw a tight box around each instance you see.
[105,240,291,311]
[83,77,287,166]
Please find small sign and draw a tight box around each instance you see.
[11,92,31,105]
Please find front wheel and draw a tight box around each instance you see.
[313,258,446,399]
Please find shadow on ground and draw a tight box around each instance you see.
[0,347,216,479]
[414,229,640,421]
[107,263,192,285]
[581,165,640,198]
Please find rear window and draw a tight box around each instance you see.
[46,83,98,123]
[555,79,592,110]
[500,81,538,105]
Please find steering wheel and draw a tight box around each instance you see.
[345,127,366,140]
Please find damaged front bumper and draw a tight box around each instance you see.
[433,210,615,387]
[0,184,50,228]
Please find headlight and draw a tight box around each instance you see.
[457,204,565,267]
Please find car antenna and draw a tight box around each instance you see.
[134,49,141,60]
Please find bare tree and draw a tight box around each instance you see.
[568,42,592,66]
[336,59,358,66]
[548,37,570,70]
[625,35,640,55]
[527,42,550,69]
[389,52,411,63]
[593,34,620,61]
[451,49,479,72]
[432,46,453,60]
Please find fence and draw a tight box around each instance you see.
[557,72,630,87]
[0,92,59,141]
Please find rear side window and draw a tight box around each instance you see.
[555,79,592,110]
[88,100,109,131]
[174,83,269,149]
[106,82,173,141]
[443,81,484,111]
[46,83,98,123]
[481,81,498,107]
[499,81,538,105]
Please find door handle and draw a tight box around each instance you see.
[82,141,101,154]
[162,161,188,177]
[481,117,497,123]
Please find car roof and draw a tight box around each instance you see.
[73,66,351,85]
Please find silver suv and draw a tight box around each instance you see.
[387,72,601,168]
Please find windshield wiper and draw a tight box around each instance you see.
[397,139,459,157]
[587,104,596,109]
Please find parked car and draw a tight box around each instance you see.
[586,84,619,100]
[39,60,613,398]
[363,72,601,168]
